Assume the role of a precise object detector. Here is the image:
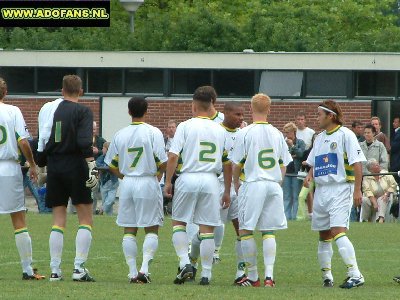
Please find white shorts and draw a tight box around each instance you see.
[117,176,163,228]
[312,182,353,231]
[238,180,287,231]
[219,181,238,223]
[172,172,221,227]
[0,161,25,214]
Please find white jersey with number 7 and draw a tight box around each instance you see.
[169,117,228,174]
[230,122,292,183]
[105,122,167,176]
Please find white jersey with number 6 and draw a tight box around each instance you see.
[169,117,228,174]
[105,122,167,176]
[230,122,292,183]
[0,103,29,161]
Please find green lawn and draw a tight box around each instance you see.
[0,214,399,299]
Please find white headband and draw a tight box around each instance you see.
[318,106,337,116]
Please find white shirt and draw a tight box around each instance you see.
[105,122,167,177]
[169,117,228,174]
[230,122,292,183]
[37,98,63,152]
[296,127,315,150]
[306,126,366,185]
[211,111,224,124]
[0,103,29,161]
[218,124,239,182]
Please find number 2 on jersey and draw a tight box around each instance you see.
[0,125,7,145]
[128,147,144,168]
[258,149,276,169]
[199,141,216,162]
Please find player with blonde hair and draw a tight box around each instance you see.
[231,93,292,287]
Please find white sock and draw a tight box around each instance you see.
[214,225,225,253]
[74,225,92,270]
[200,233,215,280]
[262,232,276,280]
[334,233,361,277]
[241,235,258,281]
[49,226,64,274]
[190,232,201,267]
[123,234,138,278]
[235,237,245,278]
[172,226,190,268]
[140,233,158,275]
[15,228,33,276]
[318,239,333,280]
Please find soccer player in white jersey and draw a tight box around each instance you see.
[0,78,45,280]
[231,93,292,288]
[304,100,366,289]
[105,97,167,284]
[189,102,246,283]
[165,86,231,286]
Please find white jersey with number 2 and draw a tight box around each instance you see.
[169,117,228,174]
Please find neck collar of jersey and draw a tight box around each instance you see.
[220,123,237,132]
[196,116,210,120]
[326,125,341,135]
[131,122,144,125]
[253,121,269,125]
[210,111,219,120]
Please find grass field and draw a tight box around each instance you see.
[0,214,399,300]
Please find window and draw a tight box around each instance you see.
[357,72,396,97]
[306,71,347,97]
[214,70,254,97]
[259,71,303,97]
[171,70,211,94]
[37,68,76,93]
[86,69,122,93]
[0,67,34,93]
[125,69,163,94]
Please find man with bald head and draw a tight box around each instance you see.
[231,93,292,287]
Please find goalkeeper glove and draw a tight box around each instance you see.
[86,160,98,189]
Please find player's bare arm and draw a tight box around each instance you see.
[18,138,37,182]
[157,162,167,182]
[304,166,314,188]
[108,166,124,180]
[232,163,241,195]
[222,161,232,209]
[164,152,178,197]
[280,165,286,186]
[352,162,363,206]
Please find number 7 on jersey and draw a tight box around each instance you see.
[128,146,144,168]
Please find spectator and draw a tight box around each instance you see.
[371,116,391,153]
[282,122,306,220]
[351,120,365,142]
[361,159,397,223]
[295,112,315,150]
[390,116,400,182]
[164,120,176,152]
[359,124,388,174]
[92,121,106,159]
[96,142,119,215]
[298,133,317,220]
[92,121,106,214]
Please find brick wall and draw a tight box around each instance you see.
[145,100,372,134]
[5,97,371,137]
[5,97,100,137]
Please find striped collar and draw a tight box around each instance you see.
[131,122,144,125]
[253,121,269,125]
[210,111,219,120]
[220,123,237,132]
[326,125,341,135]
[196,116,210,120]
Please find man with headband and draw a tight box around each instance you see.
[304,100,366,289]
